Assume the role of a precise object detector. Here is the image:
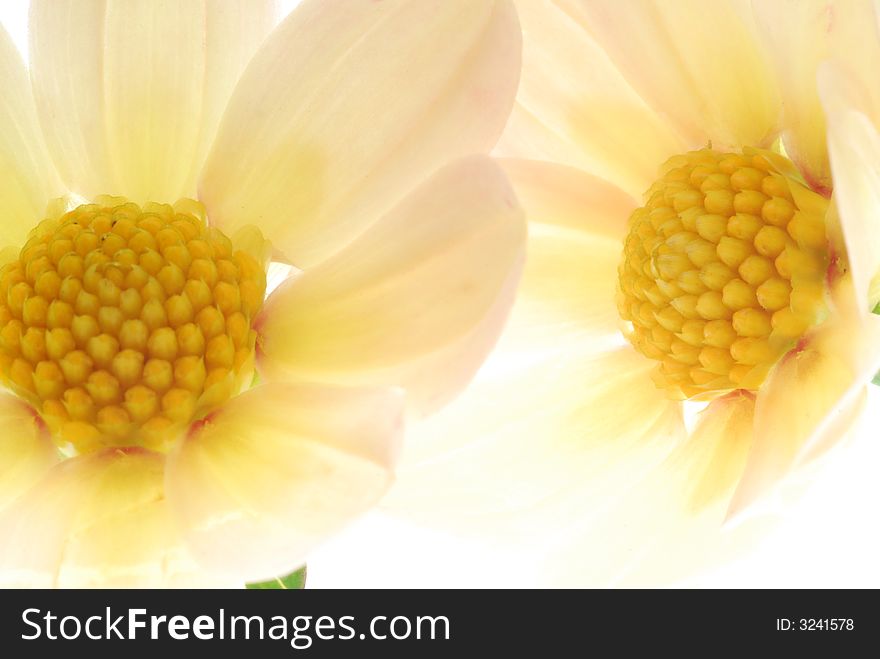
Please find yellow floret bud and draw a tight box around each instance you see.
[0,197,267,453]
[617,148,829,398]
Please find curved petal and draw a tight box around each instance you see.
[728,313,880,517]
[819,0,880,128]
[498,0,685,197]
[562,0,780,150]
[821,99,880,311]
[29,0,277,204]
[533,391,756,587]
[751,0,836,192]
[384,345,685,551]
[0,24,62,248]
[0,448,229,587]
[199,0,521,268]
[501,158,636,240]
[0,395,58,511]
[500,159,634,345]
[166,382,403,582]
[255,156,526,414]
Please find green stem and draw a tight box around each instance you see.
[246,565,307,590]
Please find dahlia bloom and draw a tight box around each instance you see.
[0,0,524,586]
[386,0,880,586]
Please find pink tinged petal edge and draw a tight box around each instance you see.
[0,395,58,511]
[726,313,880,521]
[820,97,880,312]
[253,155,527,416]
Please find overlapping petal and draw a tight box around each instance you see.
[728,314,880,516]
[0,24,62,248]
[495,159,635,348]
[534,391,756,587]
[0,395,58,511]
[498,0,685,197]
[199,0,522,268]
[382,160,684,548]
[821,95,880,310]
[0,449,228,588]
[165,382,403,582]
[29,0,277,204]
[255,156,526,414]
[387,343,684,551]
[752,0,834,192]
[558,0,780,151]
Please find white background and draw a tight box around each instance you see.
[2,1,879,589]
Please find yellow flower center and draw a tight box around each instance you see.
[617,148,830,399]
[0,197,266,453]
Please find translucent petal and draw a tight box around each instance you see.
[256,156,526,414]
[0,25,62,248]
[497,0,684,197]
[199,0,521,267]
[29,0,276,203]
[166,382,403,581]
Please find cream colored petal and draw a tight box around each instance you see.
[256,157,526,414]
[29,0,277,204]
[561,0,780,151]
[0,25,62,247]
[819,0,880,128]
[751,0,837,192]
[494,159,635,348]
[524,391,756,586]
[0,395,58,511]
[498,0,685,197]
[728,313,880,518]
[0,449,229,587]
[384,345,684,551]
[753,0,880,193]
[199,0,521,268]
[821,97,880,310]
[497,104,601,177]
[501,158,636,240]
[165,382,403,581]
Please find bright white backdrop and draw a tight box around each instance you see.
[2,1,878,589]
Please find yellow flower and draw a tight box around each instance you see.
[0,0,524,587]
[384,0,880,586]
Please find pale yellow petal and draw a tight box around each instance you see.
[501,158,636,240]
[0,449,228,587]
[498,0,685,197]
[385,346,685,549]
[29,0,277,204]
[199,0,521,268]
[563,0,780,150]
[498,159,634,345]
[190,2,278,194]
[728,314,880,517]
[498,104,601,177]
[165,382,403,581]
[753,0,880,194]
[256,157,526,414]
[0,395,58,511]
[532,391,756,587]
[821,98,880,311]
[0,25,62,247]
[752,0,836,192]
[820,0,880,128]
